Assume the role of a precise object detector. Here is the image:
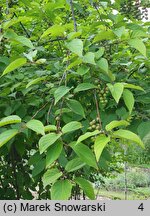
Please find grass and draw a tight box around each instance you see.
[134,164,150,169]
[94,164,150,200]
[96,188,150,200]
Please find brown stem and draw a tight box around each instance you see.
[14,12,30,38]
[32,102,48,119]
[70,0,77,32]
[93,3,103,22]
[47,99,54,124]
[40,37,67,45]
[38,179,43,200]
[93,1,111,29]
[56,98,64,133]
[6,0,9,14]
[11,146,20,199]
[94,90,102,129]
[83,191,86,200]
[124,145,128,200]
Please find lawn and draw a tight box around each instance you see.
[96,187,150,200]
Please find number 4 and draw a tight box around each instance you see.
[138,203,144,211]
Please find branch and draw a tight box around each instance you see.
[47,99,54,124]
[93,2,103,22]
[11,146,20,199]
[93,2,110,29]
[40,37,67,45]
[6,0,9,15]
[94,90,102,129]
[56,52,69,132]
[70,0,77,32]
[31,102,48,119]
[14,12,30,38]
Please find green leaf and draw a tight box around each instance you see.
[131,30,147,38]
[26,77,46,88]
[55,108,71,116]
[51,179,72,200]
[94,30,115,42]
[62,121,82,134]
[41,25,65,38]
[32,159,45,177]
[75,177,95,200]
[0,115,21,127]
[3,29,34,48]
[3,29,18,39]
[105,120,130,131]
[67,99,85,118]
[69,142,98,169]
[67,58,82,70]
[128,39,147,57]
[107,82,124,103]
[3,16,32,29]
[66,39,83,57]
[95,47,105,60]
[67,31,81,40]
[82,52,96,65]
[74,83,97,93]
[123,89,134,114]
[137,121,150,139]
[97,58,109,73]
[77,65,90,76]
[143,133,150,146]
[2,58,27,76]
[28,152,42,166]
[36,58,46,64]
[113,26,125,38]
[94,135,110,161]
[44,125,57,133]
[39,133,61,154]
[46,142,63,168]
[42,168,62,187]
[113,129,144,148]
[14,36,34,49]
[54,86,71,105]
[77,130,100,144]
[123,83,144,91]
[65,158,85,172]
[26,119,45,136]
[0,129,18,148]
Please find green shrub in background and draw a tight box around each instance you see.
[103,170,150,190]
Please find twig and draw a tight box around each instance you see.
[14,12,30,38]
[47,99,54,124]
[6,0,9,15]
[94,90,102,129]
[11,146,20,199]
[31,102,48,119]
[127,69,137,79]
[123,145,128,200]
[46,51,68,125]
[93,1,111,28]
[96,187,101,199]
[56,51,69,131]
[93,2,103,22]
[58,71,67,86]
[70,0,77,32]
[49,37,67,42]
[40,37,67,45]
